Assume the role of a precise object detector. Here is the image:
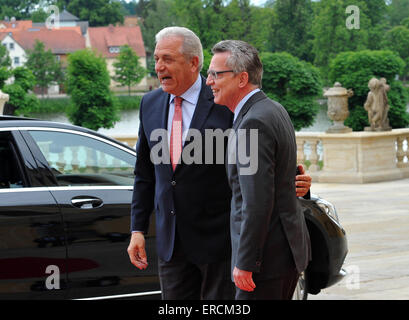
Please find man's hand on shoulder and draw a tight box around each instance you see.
[295,164,312,198]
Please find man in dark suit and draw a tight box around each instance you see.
[207,40,311,300]
[127,27,311,300]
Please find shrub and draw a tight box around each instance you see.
[260,52,322,131]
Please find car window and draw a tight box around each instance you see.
[28,130,135,187]
[0,134,25,189]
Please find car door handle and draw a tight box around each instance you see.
[71,197,103,209]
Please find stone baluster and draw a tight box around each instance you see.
[396,136,405,167]
[296,139,305,168]
[308,139,320,172]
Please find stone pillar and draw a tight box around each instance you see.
[0,90,9,115]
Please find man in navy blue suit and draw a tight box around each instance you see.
[127,27,311,300]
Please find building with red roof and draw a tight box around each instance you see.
[87,24,147,90]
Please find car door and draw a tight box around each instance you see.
[0,129,67,299]
[24,128,159,300]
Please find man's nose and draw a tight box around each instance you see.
[155,60,165,73]
[206,75,214,86]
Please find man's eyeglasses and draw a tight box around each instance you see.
[207,69,234,80]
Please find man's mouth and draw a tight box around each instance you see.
[160,76,172,83]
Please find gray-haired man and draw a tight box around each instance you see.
[206,40,311,300]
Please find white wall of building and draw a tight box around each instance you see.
[1,34,27,69]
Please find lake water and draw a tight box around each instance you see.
[33,100,408,161]
[33,100,332,135]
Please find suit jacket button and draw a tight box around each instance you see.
[171,180,176,186]
[170,210,175,216]
[256,261,261,267]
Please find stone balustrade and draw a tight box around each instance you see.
[296,129,409,183]
[111,128,409,183]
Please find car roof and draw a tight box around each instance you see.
[0,115,135,152]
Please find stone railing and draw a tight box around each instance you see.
[296,129,409,183]
[112,129,409,183]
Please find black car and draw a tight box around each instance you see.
[0,116,347,300]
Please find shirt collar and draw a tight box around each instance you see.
[170,75,202,106]
[234,88,261,122]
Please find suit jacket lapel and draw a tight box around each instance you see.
[157,91,172,175]
[187,76,214,133]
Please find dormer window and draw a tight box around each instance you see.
[9,43,14,50]
[109,46,120,53]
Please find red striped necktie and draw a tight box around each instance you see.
[170,96,183,171]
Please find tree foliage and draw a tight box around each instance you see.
[66,49,119,130]
[311,0,371,73]
[53,0,123,26]
[1,67,39,116]
[382,25,409,77]
[0,45,39,116]
[0,0,40,19]
[269,0,314,62]
[329,50,409,130]
[261,52,322,131]
[25,40,64,96]
[112,44,146,95]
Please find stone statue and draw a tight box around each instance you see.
[0,90,9,115]
[364,77,392,131]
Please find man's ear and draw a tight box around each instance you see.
[238,72,249,88]
[190,56,200,72]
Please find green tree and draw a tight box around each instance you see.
[112,45,146,95]
[0,0,40,19]
[0,42,39,116]
[66,49,119,130]
[269,0,314,62]
[329,50,409,131]
[25,40,64,97]
[387,0,409,27]
[401,17,409,28]
[382,26,409,78]
[311,0,371,74]
[139,0,176,55]
[1,67,39,116]
[260,52,322,131]
[0,44,12,89]
[54,0,124,26]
